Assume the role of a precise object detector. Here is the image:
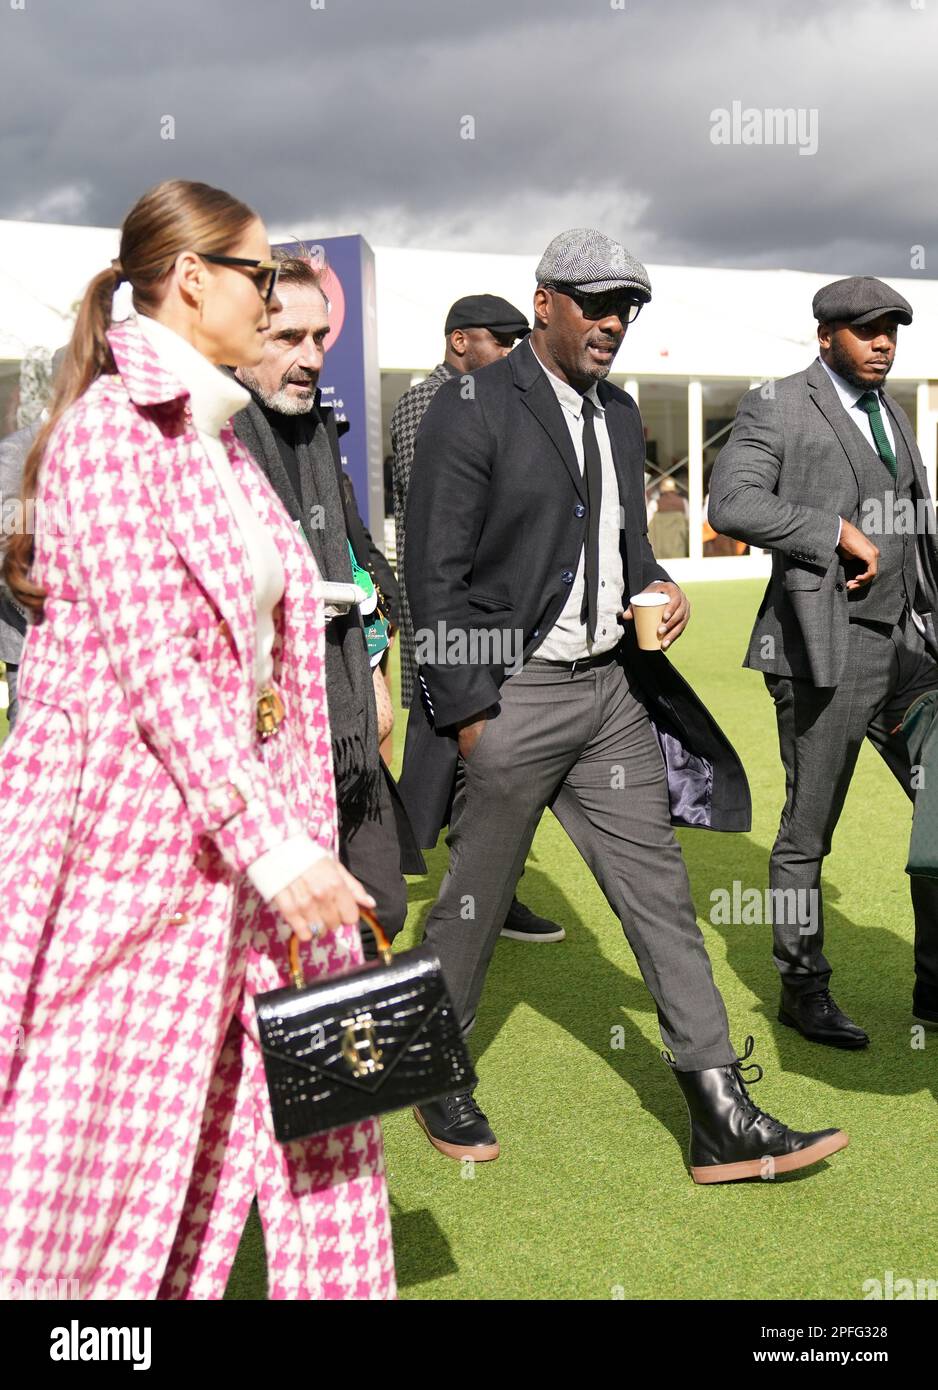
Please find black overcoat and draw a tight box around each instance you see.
[399,337,752,847]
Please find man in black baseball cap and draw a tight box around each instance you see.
[444,292,532,335]
[389,292,562,946]
[442,293,531,362]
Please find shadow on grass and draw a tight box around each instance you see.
[221,808,938,1298]
[406,815,937,1177]
[407,840,706,1174]
[679,827,938,1109]
[388,1197,458,1290]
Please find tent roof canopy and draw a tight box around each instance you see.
[1,219,934,380]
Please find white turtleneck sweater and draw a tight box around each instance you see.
[134,312,327,900]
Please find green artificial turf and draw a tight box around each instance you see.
[6,582,936,1301]
[224,582,937,1299]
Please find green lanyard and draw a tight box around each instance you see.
[347,541,390,666]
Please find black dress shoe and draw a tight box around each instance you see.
[665,1036,849,1184]
[778,987,869,1049]
[414,1092,500,1162]
[500,897,566,943]
[913,982,938,1025]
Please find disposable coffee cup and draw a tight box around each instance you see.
[630,591,669,650]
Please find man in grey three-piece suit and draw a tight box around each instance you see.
[709,275,938,1046]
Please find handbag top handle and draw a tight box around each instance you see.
[288,907,393,988]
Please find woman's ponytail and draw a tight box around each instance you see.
[1,178,257,621]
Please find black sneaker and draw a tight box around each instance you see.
[414,1092,500,1162]
[913,982,938,1026]
[500,896,565,943]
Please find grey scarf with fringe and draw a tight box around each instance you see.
[232,392,382,829]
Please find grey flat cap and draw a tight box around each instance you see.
[535,228,652,300]
[812,275,912,327]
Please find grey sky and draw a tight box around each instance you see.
[1,0,935,276]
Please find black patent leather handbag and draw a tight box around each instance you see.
[254,909,476,1142]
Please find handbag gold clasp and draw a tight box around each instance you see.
[256,684,285,739]
[340,1011,384,1078]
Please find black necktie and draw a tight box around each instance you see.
[580,395,602,643]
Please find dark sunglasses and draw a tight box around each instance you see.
[547,282,646,325]
[194,253,280,304]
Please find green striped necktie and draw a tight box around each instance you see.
[857,390,898,479]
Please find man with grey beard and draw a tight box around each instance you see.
[232,253,423,957]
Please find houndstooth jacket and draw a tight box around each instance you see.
[389,362,455,708]
[0,316,395,1299]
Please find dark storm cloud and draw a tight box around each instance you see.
[1,0,935,275]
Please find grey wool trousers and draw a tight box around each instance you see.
[764,607,938,996]
[421,649,737,1071]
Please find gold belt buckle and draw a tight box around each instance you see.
[256,684,285,739]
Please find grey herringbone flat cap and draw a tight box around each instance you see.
[812,275,912,327]
[535,228,652,299]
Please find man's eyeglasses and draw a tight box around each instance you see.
[194,253,280,304]
[546,283,646,325]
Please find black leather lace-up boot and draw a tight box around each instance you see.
[665,1036,849,1183]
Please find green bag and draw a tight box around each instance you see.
[347,541,390,667]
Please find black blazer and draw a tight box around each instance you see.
[399,337,751,847]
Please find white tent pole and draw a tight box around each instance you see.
[687,380,703,562]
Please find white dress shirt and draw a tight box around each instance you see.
[530,343,625,661]
[818,356,897,461]
[134,312,327,900]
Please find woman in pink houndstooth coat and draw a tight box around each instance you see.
[0,180,396,1299]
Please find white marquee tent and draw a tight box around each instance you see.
[3,219,937,382]
[3,219,936,579]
